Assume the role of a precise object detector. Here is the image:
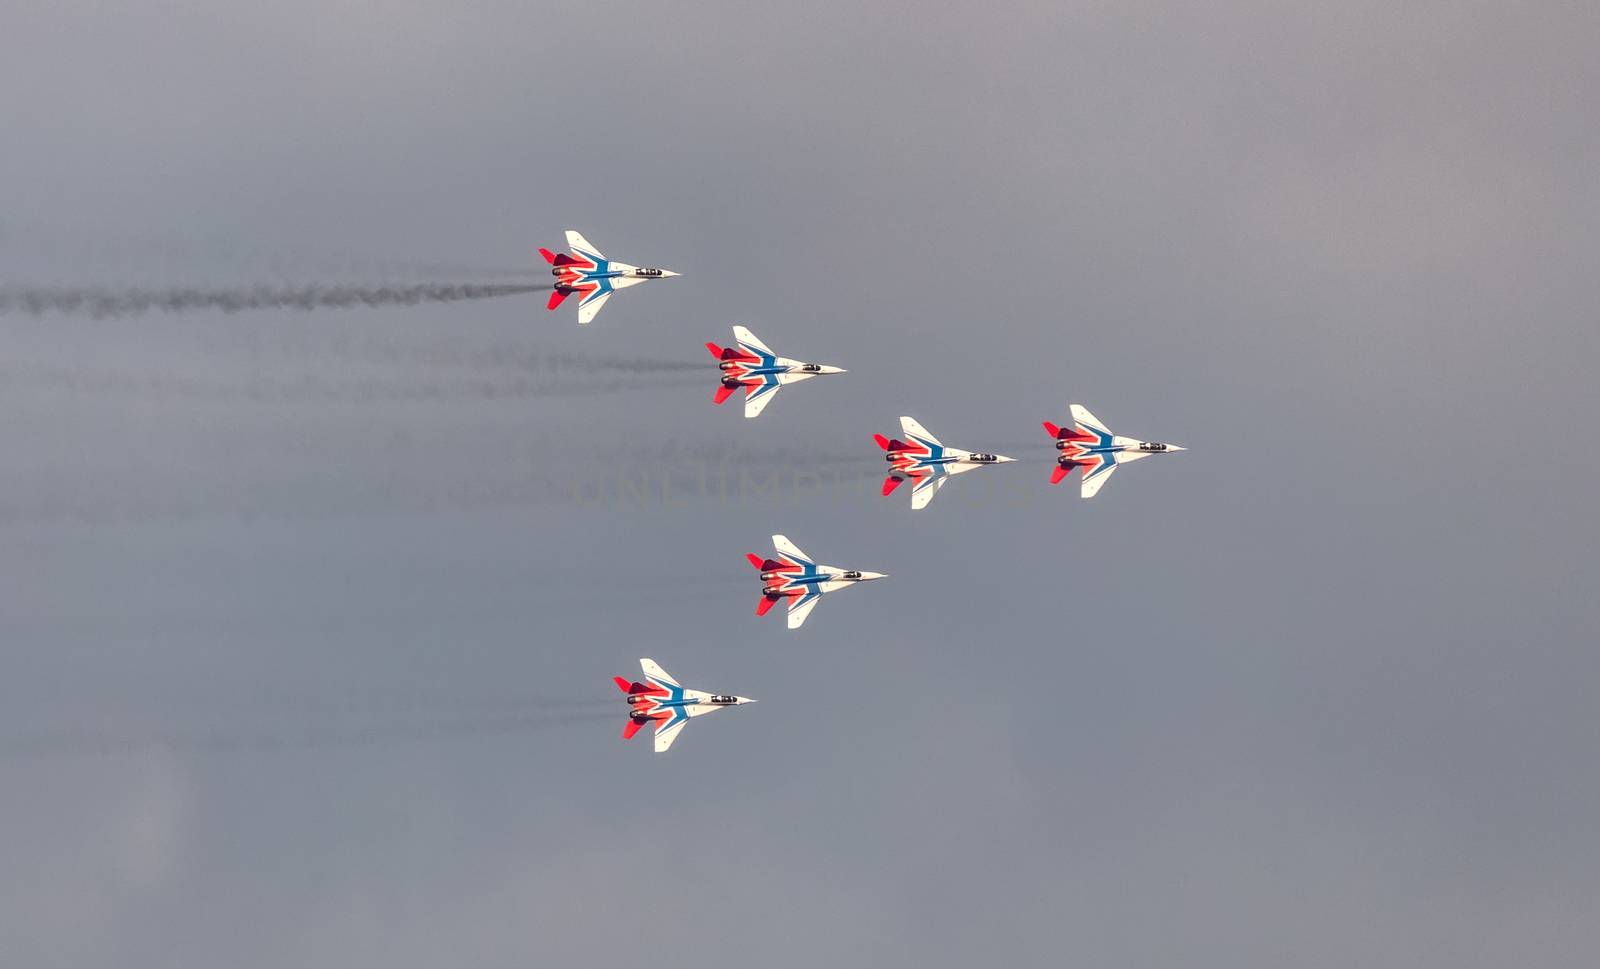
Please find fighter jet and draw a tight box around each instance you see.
[747,534,886,629]
[873,416,1015,510]
[613,658,754,753]
[706,326,845,418]
[539,230,678,325]
[1045,403,1186,498]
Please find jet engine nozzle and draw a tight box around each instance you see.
[762,587,785,600]
[1055,440,1070,450]
[721,377,742,389]
[759,571,783,582]
[718,361,739,371]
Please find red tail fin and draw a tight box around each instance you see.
[538,247,557,264]
[746,553,766,570]
[622,719,644,740]
[882,475,904,496]
[714,384,737,405]
[547,290,570,311]
[613,676,633,693]
[706,342,727,359]
[1043,421,1062,438]
[755,595,778,617]
[1050,464,1072,485]
[873,433,891,450]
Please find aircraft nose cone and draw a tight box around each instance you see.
[821,366,846,375]
[1168,444,1187,452]
[860,571,887,581]
[661,269,680,278]
[994,455,1017,463]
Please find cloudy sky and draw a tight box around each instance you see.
[2,1,1597,966]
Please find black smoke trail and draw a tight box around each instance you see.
[0,282,549,318]
[0,363,695,404]
[0,710,617,759]
[210,334,708,377]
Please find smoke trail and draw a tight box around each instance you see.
[0,363,695,404]
[0,282,549,318]
[0,710,617,758]
[211,335,708,377]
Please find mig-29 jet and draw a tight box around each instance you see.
[706,326,845,418]
[613,658,754,753]
[747,534,886,629]
[874,416,1015,510]
[1045,404,1186,498]
[539,230,678,324]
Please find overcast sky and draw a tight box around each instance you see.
[2,1,1598,966]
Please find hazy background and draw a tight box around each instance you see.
[2,1,1597,966]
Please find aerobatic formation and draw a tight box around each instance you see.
[534,231,1194,750]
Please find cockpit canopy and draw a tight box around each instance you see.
[1138,442,1168,451]
[841,570,863,579]
[970,453,997,462]
[708,695,738,704]
[800,363,823,373]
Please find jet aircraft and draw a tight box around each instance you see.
[873,417,1015,510]
[706,326,845,418]
[747,534,886,629]
[539,230,677,324]
[613,658,754,753]
[1045,404,1186,498]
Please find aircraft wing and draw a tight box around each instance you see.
[1080,462,1118,498]
[899,416,941,447]
[732,326,775,357]
[576,290,612,325]
[653,716,688,752]
[640,658,679,687]
[910,471,947,510]
[772,534,813,567]
[1071,404,1112,437]
[786,592,823,629]
[565,230,604,260]
[744,381,780,418]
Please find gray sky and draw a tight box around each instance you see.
[3,1,1598,966]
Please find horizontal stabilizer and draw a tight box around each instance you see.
[538,247,557,264]
[613,676,633,693]
[882,476,904,496]
[1050,464,1072,485]
[1043,421,1062,438]
[873,433,892,450]
[622,719,645,740]
[755,595,779,616]
[547,290,570,311]
[705,342,726,359]
[746,553,766,570]
[714,384,737,405]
